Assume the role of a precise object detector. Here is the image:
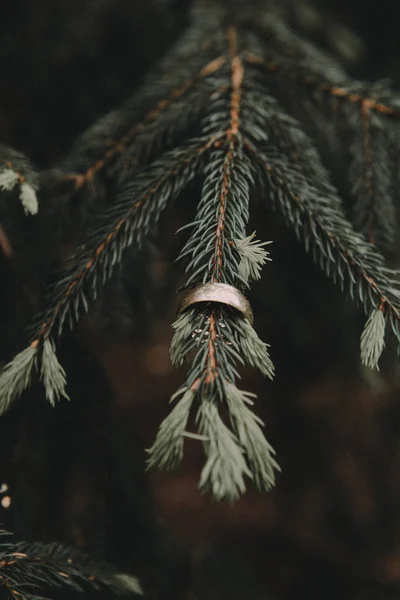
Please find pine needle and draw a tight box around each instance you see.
[198,400,252,501]
[0,169,39,215]
[225,382,280,491]
[0,168,19,191]
[169,309,196,367]
[0,529,143,597]
[19,182,39,216]
[147,388,195,471]
[0,346,37,415]
[360,308,386,370]
[235,232,272,283]
[239,318,275,379]
[40,338,69,405]
[114,574,143,595]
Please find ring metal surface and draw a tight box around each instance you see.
[178,282,253,325]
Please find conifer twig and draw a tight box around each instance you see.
[149,26,278,499]
[0,145,39,216]
[2,0,400,500]
[0,529,142,599]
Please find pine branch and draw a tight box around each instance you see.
[148,27,278,499]
[0,529,142,600]
[245,135,400,366]
[241,69,398,257]
[243,52,400,120]
[59,2,226,182]
[48,3,228,242]
[0,145,39,216]
[0,138,216,413]
[2,0,400,502]
[240,80,336,201]
[61,57,226,185]
[243,23,400,251]
[39,139,215,340]
[360,307,386,370]
[179,28,250,289]
[244,3,347,84]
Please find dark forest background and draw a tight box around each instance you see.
[1,1,400,599]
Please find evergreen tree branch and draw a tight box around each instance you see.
[3,0,400,504]
[244,53,400,117]
[245,135,400,367]
[148,27,278,499]
[60,0,227,181]
[179,28,248,288]
[0,137,217,413]
[37,139,216,340]
[0,530,142,599]
[243,52,400,251]
[62,56,226,186]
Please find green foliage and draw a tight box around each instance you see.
[235,233,272,283]
[0,529,142,600]
[2,0,400,499]
[0,144,39,216]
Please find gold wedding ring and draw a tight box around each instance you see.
[178,282,253,325]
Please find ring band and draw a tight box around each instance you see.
[178,282,253,325]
